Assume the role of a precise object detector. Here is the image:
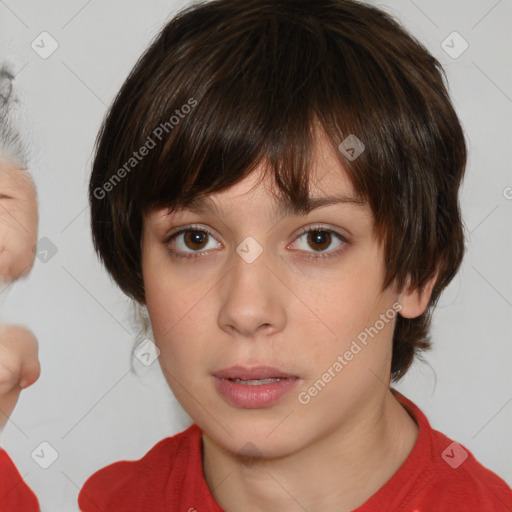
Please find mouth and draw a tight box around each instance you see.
[212,365,299,381]
[212,366,301,408]
[228,377,287,385]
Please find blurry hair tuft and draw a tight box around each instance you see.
[0,61,29,169]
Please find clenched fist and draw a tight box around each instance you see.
[0,325,40,430]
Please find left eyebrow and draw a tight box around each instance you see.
[275,194,366,217]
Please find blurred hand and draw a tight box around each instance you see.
[0,158,39,433]
[0,159,38,282]
[0,325,40,431]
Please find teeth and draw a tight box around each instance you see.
[231,378,282,385]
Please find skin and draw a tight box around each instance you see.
[0,158,38,282]
[0,158,40,433]
[0,325,40,431]
[141,130,435,511]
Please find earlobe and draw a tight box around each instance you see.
[398,273,437,319]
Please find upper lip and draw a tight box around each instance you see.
[213,366,299,380]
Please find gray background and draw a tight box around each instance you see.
[1,0,511,510]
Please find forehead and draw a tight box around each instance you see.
[149,128,368,224]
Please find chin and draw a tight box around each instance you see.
[202,416,304,460]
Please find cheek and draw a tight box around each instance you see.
[144,282,205,403]
[145,275,213,343]
[297,254,395,371]
[142,260,214,379]
[300,255,385,332]
[143,247,188,333]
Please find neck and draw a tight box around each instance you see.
[202,389,418,512]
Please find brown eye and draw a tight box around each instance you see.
[183,230,209,250]
[166,226,222,258]
[291,227,347,260]
[306,230,332,251]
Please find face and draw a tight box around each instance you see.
[141,131,405,459]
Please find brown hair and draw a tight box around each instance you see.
[89,0,467,380]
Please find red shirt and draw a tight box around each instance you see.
[78,391,512,511]
[0,448,39,511]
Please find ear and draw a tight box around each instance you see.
[398,273,438,319]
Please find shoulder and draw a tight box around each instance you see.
[78,424,202,511]
[388,389,512,512]
[424,426,512,511]
[394,391,512,511]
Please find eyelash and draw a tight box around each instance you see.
[164,224,349,261]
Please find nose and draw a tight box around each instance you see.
[217,244,286,338]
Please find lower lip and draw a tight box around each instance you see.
[213,376,300,408]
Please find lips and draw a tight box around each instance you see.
[212,366,301,408]
[212,365,298,380]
